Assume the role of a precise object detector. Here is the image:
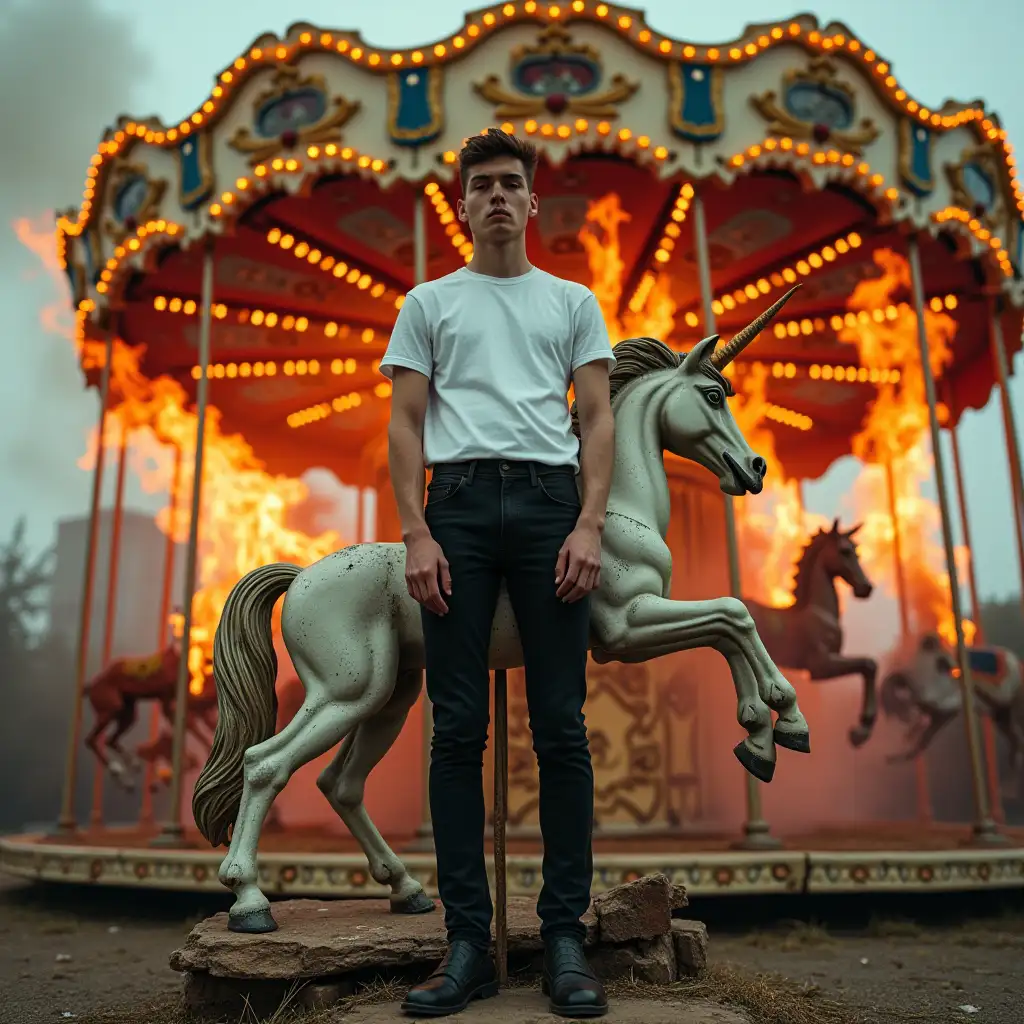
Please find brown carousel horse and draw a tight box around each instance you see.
[745,520,879,746]
[84,645,216,789]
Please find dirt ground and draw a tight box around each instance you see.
[1,872,1023,1024]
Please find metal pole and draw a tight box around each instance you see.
[493,667,509,987]
[906,235,1002,844]
[885,458,931,823]
[988,298,1024,602]
[411,189,435,850]
[55,328,115,835]
[140,443,184,827]
[946,394,1005,825]
[692,191,778,849]
[153,239,215,847]
[91,421,129,827]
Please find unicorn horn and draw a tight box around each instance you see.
[709,285,802,369]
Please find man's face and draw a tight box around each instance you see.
[457,155,538,243]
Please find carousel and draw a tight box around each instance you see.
[4,3,1024,900]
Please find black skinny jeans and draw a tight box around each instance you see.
[421,458,595,950]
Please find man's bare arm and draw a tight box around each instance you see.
[388,367,451,614]
[388,367,431,541]
[573,360,615,534]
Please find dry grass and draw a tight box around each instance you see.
[64,962,951,1024]
[739,919,837,952]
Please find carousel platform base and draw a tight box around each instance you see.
[2,823,1023,899]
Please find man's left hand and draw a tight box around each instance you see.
[555,523,603,602]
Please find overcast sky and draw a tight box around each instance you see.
[1,0,1023,604]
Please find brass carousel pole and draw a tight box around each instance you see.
[987,294,1024,602]
[692,190,778,849]
[153,237,216,847]
[55,326,115,835]
[883,457,931,823]
[906,235,1002,844]
[945,385,1005,824]
[411,189,434,851]
[140,443,184,827]
[90,419,129,827]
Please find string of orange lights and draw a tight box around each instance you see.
[425,182,474,262]
[263,227,403,307]
[57,2,1022,255]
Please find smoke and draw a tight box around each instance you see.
[0,0,151,547]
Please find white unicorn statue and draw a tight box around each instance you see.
[192,289,811,933]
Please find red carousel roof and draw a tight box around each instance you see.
[57,4,1024,485]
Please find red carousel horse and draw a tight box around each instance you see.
[84,645,216,789]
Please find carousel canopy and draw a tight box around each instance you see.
[57,4,1024,483]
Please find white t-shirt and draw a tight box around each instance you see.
[379,265,615,469]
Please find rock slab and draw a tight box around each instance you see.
[171,896,598,980]
[591,872,688,944]
[172,875,709,1020]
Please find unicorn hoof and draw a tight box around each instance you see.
[848,725,871,747]
[774,727,811,754]
[733,742,776,783]
[391,891,436,915]
[228,907,278,933]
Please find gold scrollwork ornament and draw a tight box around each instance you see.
[228,66,361,165]
[750,57,880,155]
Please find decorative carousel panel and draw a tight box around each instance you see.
[473,24,638,120]
[946,144,1007,230]
[898,119,934,197]
[178,131,215,210]
[103,163,166,243]
[750,56,879,154]
[387,67,444,146]
[667,63,724,142]
[502,658,701,831]
[228,66,361,165]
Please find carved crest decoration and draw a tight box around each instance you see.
[103,163,167,243]
[750,57,879,154]
[473,25,638,119]
[945,144,1008,231]
[229,66,361,165]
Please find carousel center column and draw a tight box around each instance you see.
[692,188,779,851]
[409,188,435,851]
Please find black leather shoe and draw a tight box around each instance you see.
[401,939,498,1017]
[542,936,608,1018]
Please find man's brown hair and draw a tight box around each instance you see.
[458,127,539,193]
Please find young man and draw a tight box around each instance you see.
[380,128,616,1019]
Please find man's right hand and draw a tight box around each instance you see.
[404,529,452,616]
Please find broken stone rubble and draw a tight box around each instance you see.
[170,873,710,1020]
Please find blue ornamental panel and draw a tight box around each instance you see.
[668,64,723,142]
[82,226,101,286]
[961,160,997,212]
[899,120,934,197]
[178,133,214,210]
[387,67,444,147]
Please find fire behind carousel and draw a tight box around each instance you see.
[4,5,1024,899]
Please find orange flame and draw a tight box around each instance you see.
[580,193,681,344]
[17,217,343,693]
[733,365,829,607]
[838,248,974,645]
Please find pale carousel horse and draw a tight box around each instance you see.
[191,290,812,934]
[746,521,879,747]
[880,631,1024,796]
